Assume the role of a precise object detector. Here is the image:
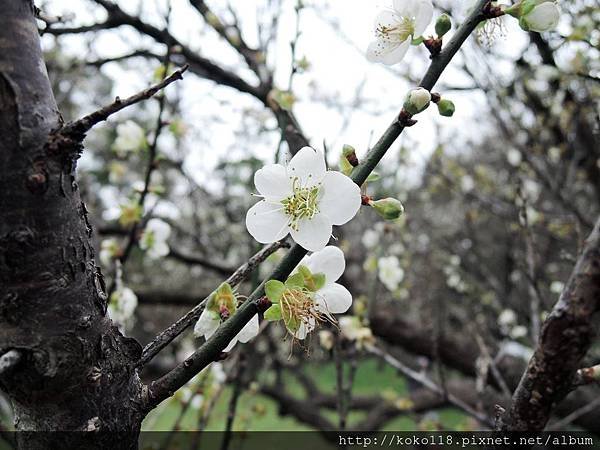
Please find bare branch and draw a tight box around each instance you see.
[547,397,600,431]
[168,248,234,276]
[58,65,188,139]
[501,216,600,430]
[138,240,289,368]
[367,344,495,427]
[140,0,495,412]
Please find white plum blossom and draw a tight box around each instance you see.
[194,309,259,353]
[181,388,204,410]
[211,362,227,384]
[113,120,146,156]
[264,246,353,339]
[378,255,405,291]
[520,2,560,33]
[550,281,564,294]
[246,147,361,252]
[339,316,374,348]
[507,149,522,167]
[293,246,352,339]
[367,0,434,65]
[139,218,171,259]
[109,286,138,325]
[499,341,534,361]
[319,330,335,350]
[498,309,517,327]
[362,229,380,249]
[460,175,475,193]
[194,283,259,352]
[510,325,528,339]
[99,238,120,267]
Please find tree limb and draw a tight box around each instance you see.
[138,240,288,368]
[141,0,494,411]
[57,65,188,139]
[501,216,600,431]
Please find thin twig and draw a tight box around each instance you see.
[367,343,495,428]
[547,396,600,431]
[221,356,245,450]
[138,240,288,367]
[142,0,493,411]
[59,65,188,138]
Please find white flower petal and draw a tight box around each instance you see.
[254,164,292,200]
[294,318,316,340]
[245,200,289,243]
[146,218,171,241]
[414,0,434,36]
[223,338,238,353]
[380,39,411,65]
[194,309,220,338]
[319,171,361,226]
[304,246,346,283]
[290,214,332,252]
[236,315,259,343]
[286,146,326,188]
[374,10,402,29]
[393,0,415,17]
[316,283,352,314]
[149,241,169,259]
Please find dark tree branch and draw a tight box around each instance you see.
[57,65,188,139]
[502,217,600,431]
[138,240,288,368]
[141,0,494,412]
[168,248,234,276]
[259,385,336,431]
[367,344,495,427]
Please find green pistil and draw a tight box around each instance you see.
[281,178,320,231]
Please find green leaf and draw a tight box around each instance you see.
[265,280,285,303]
[285,272,305,289]
[264,304,282,321]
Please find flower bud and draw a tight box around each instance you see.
[403,87,431,115]
[370,198,404,221]
[520,2,559,32]
[437,99,455,117]
[340,144,357,175]
[435,14,452,37]
[509,1,560,33]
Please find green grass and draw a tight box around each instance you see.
[142,357,468,432]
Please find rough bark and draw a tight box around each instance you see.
[502,218,600,431]
[0,2,144,448]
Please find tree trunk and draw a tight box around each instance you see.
[0,2,144,448]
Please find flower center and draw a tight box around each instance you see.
[281,178,320,231]
[279,288,330,334]
[376,16,415,42]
